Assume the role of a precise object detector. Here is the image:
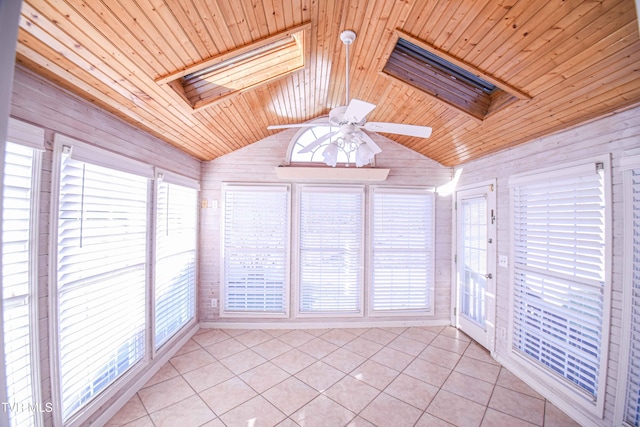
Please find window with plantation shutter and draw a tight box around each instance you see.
[53,139,149,422]
[509,160,608,410]
[2,120,44,427]
[620,163,640,426]
[298,186,363,315]
[221,184,289,316]
[155,174,198,350]
[370,187,434,314]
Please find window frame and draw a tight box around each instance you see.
[295,184,365,318]
[2,118,45,427]
[49,135,153,427]
[219,183,291,319]
[152,169,199,354]
[507,155,612,418]
[367,186,435,317]
[614,152,640,426]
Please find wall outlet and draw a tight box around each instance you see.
[500,327,507,339]
[499,255,508,268]
[210,298,218,308]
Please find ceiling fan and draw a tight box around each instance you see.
[267,30,432,167]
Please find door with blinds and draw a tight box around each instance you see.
[455,182,496,350]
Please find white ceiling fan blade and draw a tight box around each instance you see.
[298,130,339,154]
[344,99,376,123]
[267,121,330,130]
[364,122,432,138]
[358,132,382,154]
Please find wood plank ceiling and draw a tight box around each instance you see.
[15,0,640,166]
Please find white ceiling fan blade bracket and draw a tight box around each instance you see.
[344,99,376,124]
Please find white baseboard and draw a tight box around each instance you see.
[199,318,451,330]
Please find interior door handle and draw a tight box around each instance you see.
[485,273,492,279]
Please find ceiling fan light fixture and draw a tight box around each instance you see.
[355,142,374,167]
[322,143,339,167]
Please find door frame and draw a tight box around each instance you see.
[451,179,497,354]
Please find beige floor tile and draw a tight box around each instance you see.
[149,395,216,427]
[481,408,538,427]
[279,329,315,347]
[341,328,368,336]
[464,342,500,365]
[271,348,316,374]
[426,390,487,427]
[442,371,494,405]
[137,376,195,413]
[418,345,462,369]
[304,328,332,337]
[321,347,366,373]
[343,337,383,358]
[319,329,358,346]
[387,335,428,356]
[219,348,267,375]
[401,327,438,345]
[346,416,376,427]
[324,375,380,413]
[496,368,544,399]
[199,376,257,415]
[431,335,470,354]
[544,401,581,427]
[252,338,294,360]
[219,395,286,427]
[291,395,356,427]
[277,418,303,427]
[295,361,345,392]
[223,329,252,337]
[360,392,423,427]
[262,377,319,415]
[200,419,226,427]
[414,412,455,427]
[106,394,147,426]
[142,362,180,389]
[454,356,501,384]
[384,373,439,410]
[440,326,472,342]
[182,360,236,392]
[488,385,544,425]
[173,338,203,356]
[360,328,397,345]
[297,338,339,359]
[169,348,216,374]
[120,416,155,427]
[239,361,290,393]
[204,338,247,359]
[350,360,400,390]
[380,326,408,335]
[234,329,273,347]
[403,357,452,387]
[192,329,232,347]
[371,346,414,371]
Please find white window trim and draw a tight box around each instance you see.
[219,183,291,319]
[48,136,151,427]
[614,153,640,426]
[150,170,199,356]
[4,118,45,427]
[294,184,365,318]
[506,155,612,419]
[367,186,435,317]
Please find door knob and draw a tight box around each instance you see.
[485,273,492,279]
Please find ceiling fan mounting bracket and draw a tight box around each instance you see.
[340,30,356,45]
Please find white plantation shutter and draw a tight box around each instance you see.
[299,186,363,314]
[623,168,640,426]
[2,140,41,427]
[371,188,434,313]
[155,178,198,349]
[55,147,148,421]
[222,184,289,315]
[510,162,606,399]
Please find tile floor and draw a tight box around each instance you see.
[106,326,581,427]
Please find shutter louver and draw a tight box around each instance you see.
[511,167,605,399]
[623,169,640,426]
[56,153,147,421]
[155,181,197,349]
[371,189,434,312]
[222,185,289,314]
[2,142,38,427]
[299,187,363,314]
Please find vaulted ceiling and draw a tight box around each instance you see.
[15,0,640,166]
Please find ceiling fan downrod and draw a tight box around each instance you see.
[340,30,356,105]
